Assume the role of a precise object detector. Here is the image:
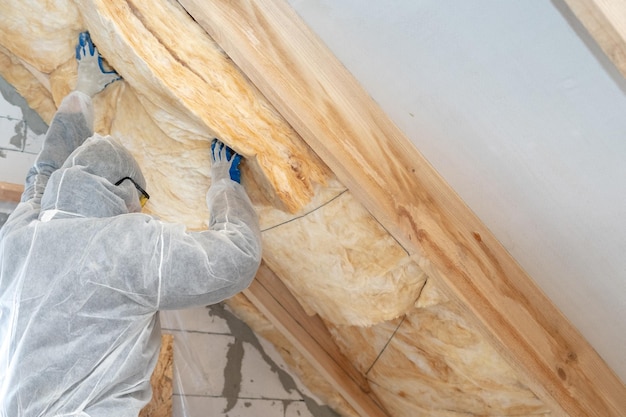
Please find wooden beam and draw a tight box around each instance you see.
[244,263,390,417]
[178,1,626,416]
[562,0,626,78]
[0,182,23,202]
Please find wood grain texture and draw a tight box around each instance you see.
[563,0,626,77]
[3,0,624,415]
[328,279,550,417]
[177,0,626,415]
[0,182,23,203]
[226,292,361,417]
[244,263,390,417]
[139,334,174,417]
[73,0,330,214]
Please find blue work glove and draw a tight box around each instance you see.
[210,139,243,183]
[75,31,121,97]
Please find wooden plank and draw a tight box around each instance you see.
[178,1,626,416]
[562,0,626,78]
[0,182,23,202]
[251,262,372,394]
[140,334,173,417]
[243,263,390,417]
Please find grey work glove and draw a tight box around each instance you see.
[75,31,121,97]
[210,139,242,183]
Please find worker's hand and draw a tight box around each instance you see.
[75,31,121,97]
[210,139,243,183]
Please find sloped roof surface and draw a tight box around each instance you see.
[2,1,625,416]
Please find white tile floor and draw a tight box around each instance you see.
[161,304,339,417]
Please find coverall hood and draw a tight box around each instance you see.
[40,134,146,220]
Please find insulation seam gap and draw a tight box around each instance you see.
[365,315,406,376]
[365,278,427,375]
[260,188,348,233]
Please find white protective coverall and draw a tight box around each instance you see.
[0,90,262,416]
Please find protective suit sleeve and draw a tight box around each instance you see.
[21,91,94,206]
[156,178,262,310]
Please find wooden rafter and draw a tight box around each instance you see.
[244,263,389,417]
[562,0,626,77]
[0,182,22,203]
[177,0,626,415]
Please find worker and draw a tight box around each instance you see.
[0,32,262,416]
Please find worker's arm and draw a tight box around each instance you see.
[153,140,262,309]
[21,31,119,206]
[21,92,94,205]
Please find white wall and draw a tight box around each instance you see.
[287,0,626,383]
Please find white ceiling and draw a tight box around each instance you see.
[287,0,626,383]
